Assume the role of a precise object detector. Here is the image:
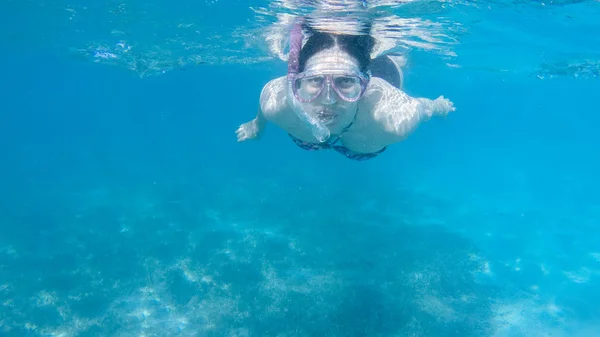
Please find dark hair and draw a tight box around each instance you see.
[298,31,375,73]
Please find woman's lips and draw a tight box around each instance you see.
[317,109,337,124]
[318,108,336,116]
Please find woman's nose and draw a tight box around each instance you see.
[320,84,337,105]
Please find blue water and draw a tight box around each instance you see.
[1,1,600,336]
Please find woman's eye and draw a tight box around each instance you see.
[337,77,356,88]
[308,77,323,85]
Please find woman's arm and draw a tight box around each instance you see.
[366,77,454,145]
[235,76,288,142]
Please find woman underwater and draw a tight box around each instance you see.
[235,20,455,161]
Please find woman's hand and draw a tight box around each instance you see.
[235,119,262,142]
[433,96,455,116]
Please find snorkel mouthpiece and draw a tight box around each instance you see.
[287,19,330,143]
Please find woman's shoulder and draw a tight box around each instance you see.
[355,76,413,135]
[259,76,289,117]
[360,77,411,113]
[364,76,403,97]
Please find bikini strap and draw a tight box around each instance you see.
[329,110,358,145]
[341,109,359,133]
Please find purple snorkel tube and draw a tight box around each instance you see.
[287,19,302,76]
[286,18,331,143]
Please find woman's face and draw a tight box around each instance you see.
[296,47,364,130]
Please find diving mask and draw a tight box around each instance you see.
[290,69,369,103]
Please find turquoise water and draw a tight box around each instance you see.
[1,1,600,336]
